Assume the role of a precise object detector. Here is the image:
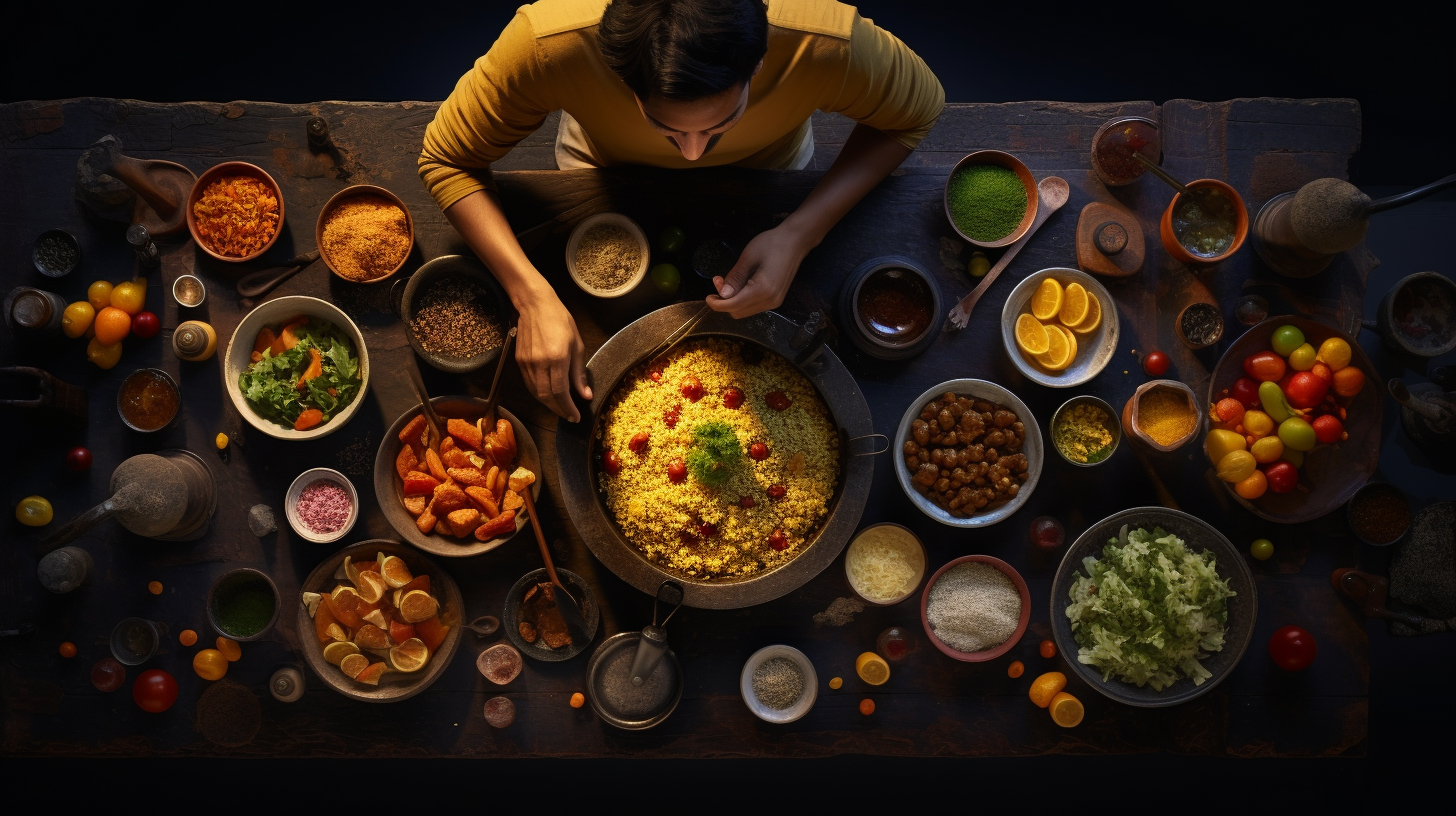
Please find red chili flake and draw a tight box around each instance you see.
[667,459,687,483]
[739,496,755,508]
[603,450,621,475]
[749,442,768,460]
[663,404,682,429]
[650,370,663,383]
[723,387,744,409]
[765,391,790,411]
[697,521,716,539]
[297,479,352,534]
[680,377,704,402]
[629,431,650,454]
[768,484,786,499]
[769,530,789,551]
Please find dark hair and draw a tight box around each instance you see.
[598,0,769,101]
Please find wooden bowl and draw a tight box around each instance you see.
[1159,179,1248,265]
[373,396,541,558]
[315,184,414,284]
[920,555,1031,662]
[186,161,285,263]
[1000,267,1121,388]
[1049,507,1257,707]
[943,150,1039,248]
[1208,316,1380,523]
[297,540,463,703]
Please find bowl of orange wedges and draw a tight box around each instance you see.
[1002,267,1119,388]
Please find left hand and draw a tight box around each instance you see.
[706,224,813,319]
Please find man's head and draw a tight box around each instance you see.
[598,0,769,160]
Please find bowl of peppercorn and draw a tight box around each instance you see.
[33,229,80,277]
[1346,481,1412,546]
[393,255,512,374]
[943,150,1039,249]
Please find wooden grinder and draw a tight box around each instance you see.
[1076,200,1145,276]
[73,135,197,237]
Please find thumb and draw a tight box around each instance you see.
[716,254,753,299]
[571,344,592,401]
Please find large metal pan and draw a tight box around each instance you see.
[556,304,878,609]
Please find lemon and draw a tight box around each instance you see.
[301,591,322,618]
[1059,282,1090,327]
[1014,313,1051,355]
[1071,294,1102,335]
[388,637,430,673]
[379,556,414,589]
[324,623,348,643]
[1029,278,1064,320]
[1029,671,1067,708]
[323,640,360,666]
[855,652,891,686]
[1049,691,1084,727]
[398,590,440,624]
[339,652,370,679]
[362,609,388,629]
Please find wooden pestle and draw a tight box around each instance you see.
[94,138,197,236]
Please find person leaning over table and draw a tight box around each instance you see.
[419,0,944,422]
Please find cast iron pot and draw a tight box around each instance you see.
[556,303,879,609]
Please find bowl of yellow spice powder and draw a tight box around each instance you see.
[1121,380,1202,453]
[317,185,415,284]
[1051,395,1120,466]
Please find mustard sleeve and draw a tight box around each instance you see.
[419,11,559,210]
[824,12,945,150]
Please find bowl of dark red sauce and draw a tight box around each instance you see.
[840,256,942,360]
[117,368,180,432]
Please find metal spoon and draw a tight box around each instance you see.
[947,176,1070,330]
[479,327,517,429]
[520,489,588,642]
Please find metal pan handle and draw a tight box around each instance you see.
[848,433,890,456]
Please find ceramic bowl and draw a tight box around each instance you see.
[920,555,1031,662]
[315,184,414,284]
[502,568,600,662]
[1049,506,1257,707]
[373,396,540,558]
[186,161,285,263]
[565,213,650,297]
[943,150,1039,248]
[1049,394,1120,467]
[207,567,281,642]
[223,295,370,441]
[740,644,818,723]
[1159,179,1248,265]
[284,467,359,544]
[1346,481,1413,546]
[838,255,943,361]
[893,378,1042,528]
[1001,267,1120,388]
[392,254,511,375]
[843,522,927,606]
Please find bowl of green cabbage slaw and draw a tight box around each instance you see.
[1049,507,1257,708]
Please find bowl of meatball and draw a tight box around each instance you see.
[894,379,1042,528]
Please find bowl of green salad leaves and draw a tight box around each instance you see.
[225,295,370,440]
[1050,507,1256,708]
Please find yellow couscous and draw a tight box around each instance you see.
[596,339,839,579]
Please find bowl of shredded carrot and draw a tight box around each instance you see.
[186,161,285,262]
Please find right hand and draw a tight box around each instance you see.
[514,287,592,422]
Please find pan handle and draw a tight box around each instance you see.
[848,433,890,456]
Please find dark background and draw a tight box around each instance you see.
[3,1,1450,186]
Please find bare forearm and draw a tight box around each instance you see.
[442,189,555,310]
[781,124,913,246]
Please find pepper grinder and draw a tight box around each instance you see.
[126,224,161,268]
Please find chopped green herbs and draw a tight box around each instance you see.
[946,164,1027,242]
[685,421,742,486]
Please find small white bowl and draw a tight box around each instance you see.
[741,645,818,724]
[844,522,927,606]
[1000,267,1120,389]
[285,468,359,544]
[565,213,650,298]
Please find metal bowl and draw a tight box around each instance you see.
[1049,507,1257,708]
[207,567,281,642]
[1346,481,1413,546]
[185,161,284,263]
[32,228,80,277]
[586,631,683,730]
[116,368,180,433]
[373,396,540,558]
[297,539,463,703]
[1049,394,1120,467]
[555,303,876,609]
[1001,267,1120,388]
[893,378,1043,528]
[316,184,414,285]
[502,568,600,662]
[393,255,511,375]
[838,255,943,361]
[943,150,1039,248]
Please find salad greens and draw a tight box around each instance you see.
[239,319,361,429]
[1065,525,1234,690]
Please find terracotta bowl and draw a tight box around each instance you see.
[315,184,414,285]
[1159,179,1248,265]
[943,150,1039,248]
[186,161,285,263]
[920,554,1031,662]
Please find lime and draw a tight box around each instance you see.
[968,251,990,277]
[657,226,686,254]
[650,263,681,296]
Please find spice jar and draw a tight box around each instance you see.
[4,287,68,337]
[1122,379,1201,452]
[173,320,217,361]
[1176,302,1225,350]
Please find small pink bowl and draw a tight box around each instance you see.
[920,555,1031,662]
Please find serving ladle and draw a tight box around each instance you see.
[947,176,1070,330]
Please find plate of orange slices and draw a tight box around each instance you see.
[1002,267,1120,388]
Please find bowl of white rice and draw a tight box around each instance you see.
[919,555,1030,662]
[844,523,926,606]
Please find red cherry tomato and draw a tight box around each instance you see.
[663,404,681,429]
[667,459,687,483]
[1142,350,1170,376]
[1285,371,1329,409]
[1311,414,1345,444]
[1265,461,1298,493]
[66,446,92,472]
[722,387,744,409]
[130,310,160,339]
[132,669,178,713]
[697,521,716,539]
[679,377,704,402]
[628,431,649,454]
[739,496,755,508]
[768,529,789,551]
[767,484,786,499]
[748,442,768,461]
[1268,625,1317,671]
[602,450,621,476]
[765,391,791,411]
[1243,351,1287,382]
[1231,377,1262,410]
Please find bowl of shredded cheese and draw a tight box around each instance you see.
[844,523,926,606]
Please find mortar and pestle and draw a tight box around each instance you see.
[1253,174,1456,277]
[1389,378,1455,453]
[73,135,197,237]
[37,450,216,554]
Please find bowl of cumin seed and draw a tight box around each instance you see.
[565,213,650,298]
[394,255,510,374]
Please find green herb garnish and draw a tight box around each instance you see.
[685,421,742,486]
[238,321,361,429]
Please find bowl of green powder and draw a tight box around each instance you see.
[207,568,281,642]
[943,150,1039,248]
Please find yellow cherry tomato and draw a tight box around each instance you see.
[1287,343,1317,371]
[215,433,229,450]
[1250,435,1285,464]
[85,338,123,369]
[216,637,242,662]
[86,280,114,311]
[1217,450,1258,483]
[62,302,95,339]
[16,495,54,526]
[1242,410,1274,439]
[109,279,147,315]
[1235,470,1268,500]
[192,649,228,681]
[1316,337,1352,371]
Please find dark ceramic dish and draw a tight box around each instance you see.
[1049,507,1257,708]
[503,568,600,662]
[838,255,942,361]
[392,255,512,374]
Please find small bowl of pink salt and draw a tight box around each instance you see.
[285,468,358,544]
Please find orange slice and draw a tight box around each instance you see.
[1049,691,1084,727]
[1059,282,1090,327]
[379,556,414,589]
[1029,671,1067,708]
[855,652,890,686]
[1036,323,1075,371]
[339,653,370,679]
[1071,293,1102,335]
[323,641,360,666]
[398,590,439,624]
[388,637,430,673]
[354,662,387,685]
[355,571,387,605]
[1015,314,1051,356]
[323,623,348,643]
[354,623,392,652]
[1030,278,1064,320]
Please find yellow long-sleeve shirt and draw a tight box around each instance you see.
[419,0,944,211]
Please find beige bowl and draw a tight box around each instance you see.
[565,213,650,297]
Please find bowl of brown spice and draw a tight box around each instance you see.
[565,213,650,297]
[394,255,510,374]
[316,185,414,284]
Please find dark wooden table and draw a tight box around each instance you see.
[1,98,1373,757]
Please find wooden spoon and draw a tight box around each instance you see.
[521,489,589,641]
[405,364,446,447]
[947,176,1070,330]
